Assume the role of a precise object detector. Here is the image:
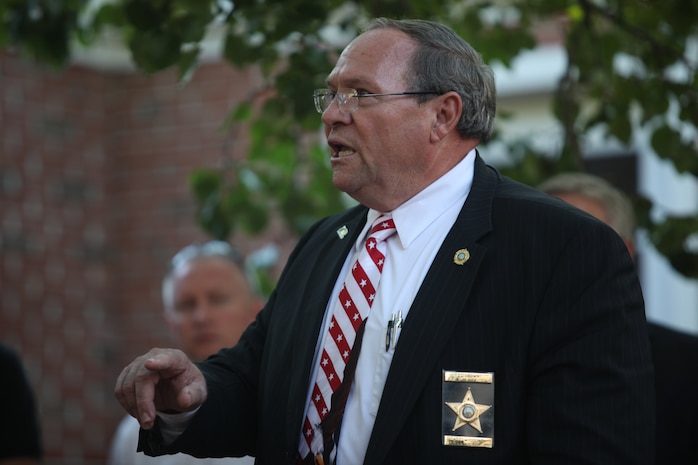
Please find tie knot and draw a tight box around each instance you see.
[369,214,396,243]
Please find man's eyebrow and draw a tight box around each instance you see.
[326,76,371,89]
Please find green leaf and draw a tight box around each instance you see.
[219,101,254,133]
[651,125,698,177]
[607,107,632,144]
[92,3,127,29]
[177,45,200,82]
[198,191,235,240]
[123,0,170,32]
[223,30,267,68]
[648,215,698,279]
[127,28,182,72]
[189,169,222,201]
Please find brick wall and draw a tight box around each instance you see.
[0,51,278,464]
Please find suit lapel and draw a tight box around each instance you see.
[364,155,498,464]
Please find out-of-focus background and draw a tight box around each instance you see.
[0,50,294,463]
[1,2,696,464]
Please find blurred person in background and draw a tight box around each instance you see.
[108,241,263,465]
[0,342,42,465]
[540,172,698,464]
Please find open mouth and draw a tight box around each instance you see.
[330,141,356,158]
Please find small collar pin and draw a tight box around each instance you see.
[454,248,470,265]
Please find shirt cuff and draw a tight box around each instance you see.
[156,408,199,445]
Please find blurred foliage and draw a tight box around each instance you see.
[1,0,696,279]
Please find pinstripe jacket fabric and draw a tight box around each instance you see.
[140,154,655,464]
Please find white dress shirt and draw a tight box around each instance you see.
[303,150,475,464]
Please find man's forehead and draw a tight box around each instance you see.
[327,29,414,86]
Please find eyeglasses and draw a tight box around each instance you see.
[313,88,439,114]
[168,241,244,274]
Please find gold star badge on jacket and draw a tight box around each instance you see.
[442,371,494,448]
[445,387,491,433]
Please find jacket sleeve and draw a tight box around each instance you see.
[525,217,655,464]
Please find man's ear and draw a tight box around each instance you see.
[430,91,462,142]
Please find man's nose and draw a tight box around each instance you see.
[191,303,212,321]
[321,97,353,126]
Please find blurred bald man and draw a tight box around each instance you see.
[108,242,263,465]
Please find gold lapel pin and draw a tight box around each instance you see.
[337,225,349,239]
[453,248,470,265]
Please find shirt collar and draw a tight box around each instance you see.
[362,149,476,250]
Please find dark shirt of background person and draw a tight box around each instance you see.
[0,343,42,465]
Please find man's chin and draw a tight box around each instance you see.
[188,343,221,362]
[331,173,357,195]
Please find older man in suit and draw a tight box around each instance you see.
[114,18,654,465]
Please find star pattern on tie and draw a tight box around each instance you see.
[299,214,397,461]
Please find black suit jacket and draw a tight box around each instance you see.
[141,155,655,464]
[648,322,698,464]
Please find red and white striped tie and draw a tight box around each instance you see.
[299,214,396,463]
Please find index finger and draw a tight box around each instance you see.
[114,353,162,430]
[133,365,159,430]
[114,361,140,419]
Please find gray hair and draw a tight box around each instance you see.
[538,172,636,241]
[162,241,247,311]
[363,18,496,142]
